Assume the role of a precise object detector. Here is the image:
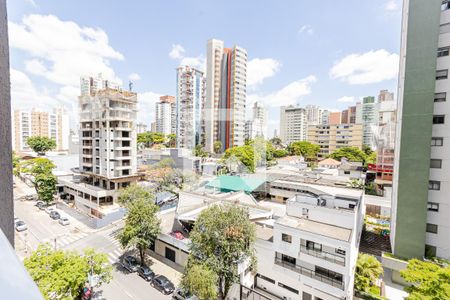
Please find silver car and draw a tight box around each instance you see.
[59,216,70,226]
[15,221,27,232]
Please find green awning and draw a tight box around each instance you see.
[206,175,265,193]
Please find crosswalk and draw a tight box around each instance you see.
[41,231,89,249]
[105,231,123,265]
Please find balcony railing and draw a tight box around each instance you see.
[274,257,344,290]
[300,245,346,266]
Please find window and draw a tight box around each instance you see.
[442,1,450,11]
[425,244,437,257]
[431,137,444,146]
[433,115,445,124]
[436,69,448,80]
[344,171,350,175]
[429,181,441,190]
[438,47,450,57]
[427,202,439,212]
[434,92,447,102]
[256,274,275,284]
[336,249,346,256]
[281,254,296,265]
[426,223,438,234]
[315,266,343,282]
[281,233,292,243]
[277,282,299,294]
[430,159,442,169]
[306,240,322,252]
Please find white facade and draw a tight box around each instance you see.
[280,105,308,144]
[155,100,174,135]
[136,122,148,134]
[252,101,268,138]
[361,97,378,147]
[305,105,324,126]
[254,185,364,300]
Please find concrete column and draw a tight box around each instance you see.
[0,0,14,246]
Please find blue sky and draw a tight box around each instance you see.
[7,0,402,135]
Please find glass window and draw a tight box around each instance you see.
[434,92,447,102]
[425,244,437,257]
[430,159,442,169]
[278,282,299,294]
[281,233,292,243]
[256,274,275,284]
[281,254,296,266]
[433,115,445,124]
[437,47,450,57]
[426,223,438,234]
[306,240,322,251]
[335,249,346,255]
[427,202,439,212]
[436,69,448,80]
[429,181,441,190]
[431,137,444,146]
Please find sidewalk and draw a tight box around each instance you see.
[147,251,183,286]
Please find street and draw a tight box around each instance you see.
[13,178,176,300]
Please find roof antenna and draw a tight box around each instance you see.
[129,81,133,91]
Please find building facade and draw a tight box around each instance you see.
[328,112,342,125]
[155,95,175,135]
[305,104,324,125]
[136,122,148,134]
[280,105,308,144]
[176,66,206,150]
[12,108,69,152]
[205,39,247,152]
[361,96,378,147]
[308,124,363,158]
[392,0,449,260]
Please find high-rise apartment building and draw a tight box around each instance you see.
[279,105,307,144]
[176,66,206,150]
[328,111,342,125]
[245,101,267,140]
[341,109,349,124]
[136,122,148,134]
[308,124,363,158]
[378,89,394,103]
[321,109,330,125]
[391,0,449,260]
[361,96,378,147]
[12,108,69,152]
[348,106,357,124]
[80,74,119,96]
[205,39,247,152]
[155,95,175,135]
[305,104,323,125]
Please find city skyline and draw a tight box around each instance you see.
[8,0,401,135]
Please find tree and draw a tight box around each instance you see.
[329,147,367,163]
[26,136,56,155]
[269,137,282,147]
[24,245,112,300]
[117,184,154,206]
[118,197,161,265]
[181,264,218,300]
[194,144,208,158]
[137,132,166,148]
[186,205,256,299]
[273,149,289,158]
[12,152,21,176]
[222,145,256,173]
[213,141,223,154]
[354,253,383,293]
[287,141,320,161]
[166,133,177,148]
[35,174,58,204]
[401,259,450,300]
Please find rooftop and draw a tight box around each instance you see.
[206,175,265,193]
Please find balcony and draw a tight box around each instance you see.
[274,257,344,290]
[300,245,345,266]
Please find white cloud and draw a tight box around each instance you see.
[385,0,399,11]
[9,14,124,87]
[329,49,399,85]
[169,44,185,60]
[128,73,141,81]
[169,44,205,70]
[337,96,356,103]
[248,75,317,107]
[298,24,314,35]
[247,58,281,88]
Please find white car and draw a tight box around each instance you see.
[15,220,27,232]
[45,207,55,214]
[58,216,70,226]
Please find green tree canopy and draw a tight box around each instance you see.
[181,264,218,300]
[21,157,56,177]
[213,141,223,154]
[20,158,57,198]
[118,197,161,265]
[186,205,257,299]
[26,136,56,155]
[137,132,166,147]
[117,183,154,206]
[287,141,320,161]
[194,144,208,158]
[12,152,21,176]
[222,145,257,173]
[329,146,367,163]
[270,137,282,147]
[166,133,177,147]
[401,259,450,300]
[24,245,112,300]
[354,253,383,293]
[35,173,58,204]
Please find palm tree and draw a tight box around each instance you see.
[354,253,383,293]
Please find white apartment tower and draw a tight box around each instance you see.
[361,96,378,147]
[176,66,206,150]
[155,95,176,135]
[305,104,324,125]
[12,108,69,152]
[205,39,247,152]
[280,105,308,144]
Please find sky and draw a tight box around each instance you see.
[7,0,402,136]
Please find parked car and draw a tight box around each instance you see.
[121,255,139,273]
[172,288,198,300]
[137,265,155,281]
[59,216,70,226]
[49,210,61,220]
[152,275,175,295]
[25,194,34,201]
[15,221,27,232]
[45,207,55,214]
